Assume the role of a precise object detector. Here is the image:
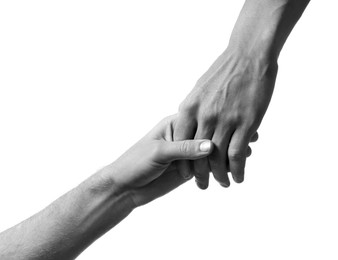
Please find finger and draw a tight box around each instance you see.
[208,127,233,187]
[158,139,213,162]
[250,132,259,143]
[246,146,252,157]
[194,159,210,190]
[173,115,197,179]
[228,129,250,184]
[193,124,214,190]
[193,124,213,189]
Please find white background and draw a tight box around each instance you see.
[1,1,338,259]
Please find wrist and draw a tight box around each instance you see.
[75,167,136,239]
[225,42,278,70]
[218,47,278,82]
[82,164,136,210]
[227,0,309,62]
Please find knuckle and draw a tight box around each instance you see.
[227,112,241,124]
[178,101,186,112]
[180,140,190,156]
[178,98,199,115]
[194,165,207,177]
[160,114,175,125]
[228,149,246,161]
[200,111,218,125]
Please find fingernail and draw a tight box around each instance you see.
[199,141,211,152]
[235,177,244,183]
[220,183,230,188]
[196,180,208,190]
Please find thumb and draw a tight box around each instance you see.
[160,139,213,163]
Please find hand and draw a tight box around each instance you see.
[102,115,214,207]
[0,115,213,260]
[174,48,277,188]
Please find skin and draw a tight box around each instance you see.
[0,0,311,257]
[0,115,215,260]
[0,114,259,259]
[174,0,310,189]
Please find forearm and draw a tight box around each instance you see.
[228,0,310,61]
[0,166,135,260]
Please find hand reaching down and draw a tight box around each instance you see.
[174,49,277,189]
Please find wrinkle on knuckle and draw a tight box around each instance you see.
[180,140,190,156]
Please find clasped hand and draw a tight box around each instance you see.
[174,48,277,189]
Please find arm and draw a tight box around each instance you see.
[0,115,213,260]
[174,0,310,188]
[0,176,134,260]
[228,0,310,60]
